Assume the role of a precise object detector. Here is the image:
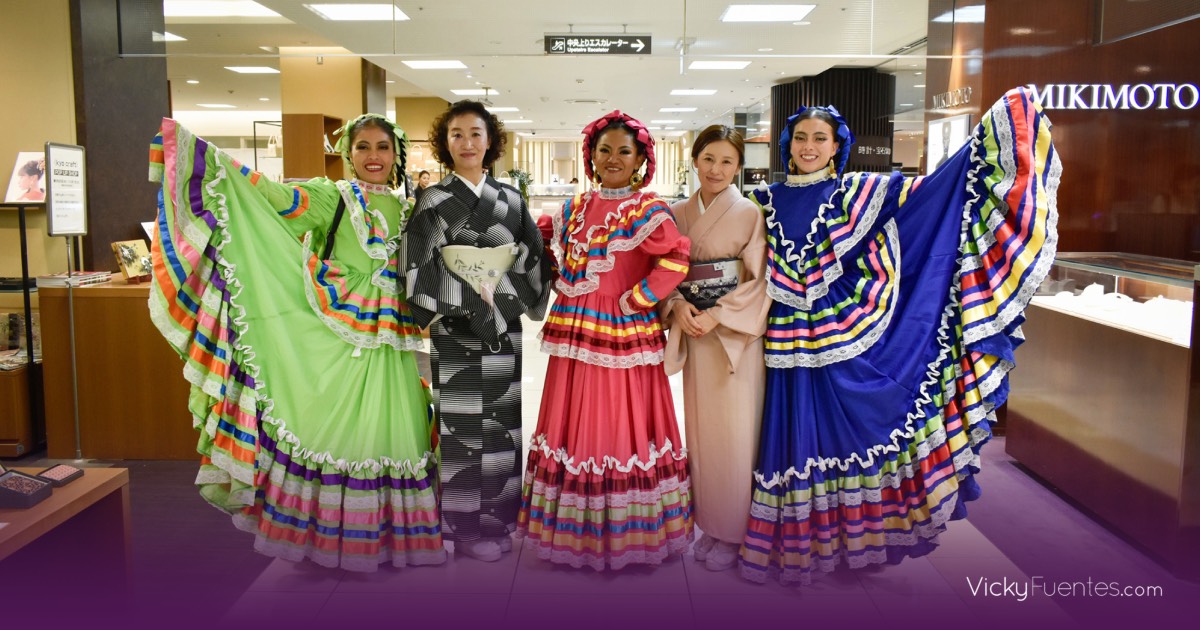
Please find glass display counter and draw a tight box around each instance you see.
[1006,252,1200,578]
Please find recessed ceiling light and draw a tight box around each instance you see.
[914,84,926,88]
[163,1,279,17]
[452,89,493,95]
[671,89,717,96]
[487,107,520,112]
[259,97,270,101]
[225,66,279,74]
[304,3,409,21]
[647,126,664,130]
[152,31,186,42]
[720,4,816,22]
[386,80,395,84]
[688,61,752,70]
[651,119,683,124]
[792,21,810,25]
[660,107,697,112]
[185,79,200,84]
[197,103,236,108]
[502,119,532,124]
[402,60,467,70]
[931,6,985,23]
[757,48,774,52]
[915,72,923,75]
[756,120,771,126]
[900,103,914,107]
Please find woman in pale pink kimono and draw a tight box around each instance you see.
[661,125,770,571]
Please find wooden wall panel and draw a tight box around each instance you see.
[69,0,170,271]
[981,0,1200,260]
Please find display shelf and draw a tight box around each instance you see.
[0,202,46,457]
[1006,252,1200,579]
[282,113,344,180]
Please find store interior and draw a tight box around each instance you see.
[2,0,1200,627]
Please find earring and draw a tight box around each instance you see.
[592,172,603,186]
[629,172,644,188]
[788,158,797,175]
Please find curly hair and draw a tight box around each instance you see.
[429,100,507,170]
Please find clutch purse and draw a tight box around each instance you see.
[678,257,742,310]
[442,244,519,294]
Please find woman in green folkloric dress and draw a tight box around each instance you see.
[148,114,446,571]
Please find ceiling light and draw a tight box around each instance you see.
[757,48,774,52]
[304,4,409,21]
[900,103,914,107]
[386,80,395,84]
[259,97,270,101]
[452,89,492,95]
[502,119,532,124]
[152,31,186,42]
[756,120,771,125]
[163,1,279,17]
[225,66,279,74]
[647,126,664,130]
[688,61,752,70]
[720,4,816,22]
[185,79,200,85]
[487,107,520,112]
[915,72,923,75]
[402,60,467,70]
[660,107,697,112]
[671,89,717,96]
[914,84,926,88]
[651,119,683,124]
[931,6,985,23]
[197,103,236,108]
[792,21,810,25]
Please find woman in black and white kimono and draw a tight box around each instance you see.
[403,100,551,562]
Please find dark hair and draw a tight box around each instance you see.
[691,125,745,167]
[19,160,43,177]
[588,120,647,156]
[346,116,405,186]
[417,170,429,177]
[787,110,844,139]
[429,100,506,170]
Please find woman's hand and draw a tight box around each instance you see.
[672,301,712,338]
[692,311,718,338]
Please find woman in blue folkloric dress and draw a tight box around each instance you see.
[740,87,1060,585]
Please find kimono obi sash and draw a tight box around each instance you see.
[678,257,742,310]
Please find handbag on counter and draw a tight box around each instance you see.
[678,257,742,310]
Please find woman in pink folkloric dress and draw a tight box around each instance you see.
[516,111,695,570]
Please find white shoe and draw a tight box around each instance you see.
[457,540,502,562]
[495,536,513,553]
[705,541,739,572]
[692,534,717,561]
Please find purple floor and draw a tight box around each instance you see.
[3,436,1197,629]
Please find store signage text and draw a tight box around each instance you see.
[544,35,652,55]
[932,87,973,110]
[1027,83,1199,110]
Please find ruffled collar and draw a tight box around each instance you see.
[784,164,837,187]
[597,185,635,199]
[352,179,393,195]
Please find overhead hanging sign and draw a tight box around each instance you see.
[44,142,88,236]
[544,34,651,55]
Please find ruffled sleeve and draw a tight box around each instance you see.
[618,205,691,316]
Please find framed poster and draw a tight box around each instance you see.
[4,152,46,203]
[45,142,88,236]
[926,114,972,175]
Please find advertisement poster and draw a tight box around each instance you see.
[926,114,972,174]
[4,152,46,203]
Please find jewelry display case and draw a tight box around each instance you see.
[1006,252,1200,578]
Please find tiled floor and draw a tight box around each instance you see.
[5,316,1199,629]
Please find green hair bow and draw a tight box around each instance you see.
[332,113,409,186]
